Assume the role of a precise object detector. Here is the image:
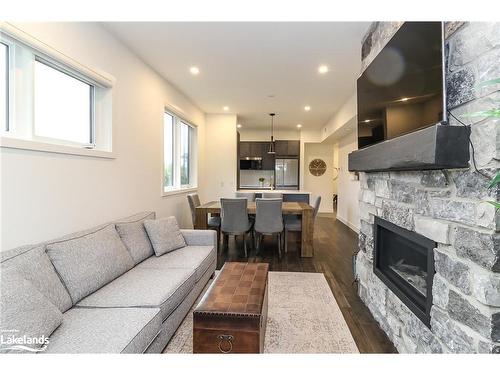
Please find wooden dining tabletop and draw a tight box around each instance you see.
[194,201,314,257]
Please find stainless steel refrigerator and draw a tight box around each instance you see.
[275,158,299,190]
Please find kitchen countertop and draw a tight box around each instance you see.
[237,188,310,194]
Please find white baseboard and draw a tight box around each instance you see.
[336,214,359,233]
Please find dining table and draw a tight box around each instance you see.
[194,201,314,257]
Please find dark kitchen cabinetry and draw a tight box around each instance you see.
[260,143,275,170]
[240,142,263,158]
[287,140,300,156]
[275,140,300,157]
[239,141,274,170]
[239,142,252,158]
[238,140,300,173]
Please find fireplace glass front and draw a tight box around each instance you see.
[373,217,436,327]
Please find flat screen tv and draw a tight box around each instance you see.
[357,22,446,149]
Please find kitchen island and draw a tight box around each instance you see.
[236,189,310,203]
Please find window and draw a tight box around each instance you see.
[163,112,197,193]
[0,27,113,157]
[180,121,191,185]
[0,43,7,130]
[164,113,174,188]
[34,60,94,145]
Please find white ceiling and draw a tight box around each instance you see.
[103,22,370,130]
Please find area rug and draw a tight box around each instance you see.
[164,271,359,353]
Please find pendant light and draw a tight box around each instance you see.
[268,113,276,154]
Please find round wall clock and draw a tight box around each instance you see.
[309,159,327,176]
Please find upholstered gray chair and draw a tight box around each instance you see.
[220,198,253,257]
[262,192,283,199]
[187,194,220,239]
[254,198,284,258]
[284,195,321,253]
[235,192,256,202]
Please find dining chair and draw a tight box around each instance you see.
[262,192,283,199]
[235,192,256,202]
[187,193,221,239]
[284,195,321,253]
[220,198,254,257]
[254,198,284,258]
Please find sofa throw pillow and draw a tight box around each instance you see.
[144,216,186,256]
[46,225,135,303]
[1,245,73,312]
[115,221,155,264]
[0,268,63,353]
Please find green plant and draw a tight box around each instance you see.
[487,172,500,209]
[464,77,500,209]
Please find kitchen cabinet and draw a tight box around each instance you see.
[239,140,299,169]
[260,142,275,170]
[239,142,262,158]
[275,140,288,156]
[275,140,300,157]
[287,140,300,156]
[239,142,252,158]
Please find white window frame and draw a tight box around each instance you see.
[0,41,9,132]
[162,109,198,196]
[0,22,115,158]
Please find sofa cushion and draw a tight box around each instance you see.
[46,225,135,304]
[116,221,154,264]
[1,245,73,312]
[144,216,186,256]
[0,269,63,353]
[136,245,216,282]
[76,267,196,322]
[180,229,217,248]
[44,307,162,353]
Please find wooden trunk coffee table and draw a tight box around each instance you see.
[193,262,269,353]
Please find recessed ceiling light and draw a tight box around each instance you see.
[364,119,371,123]
[223,106,229,111]
[318,65,329,74]
[237,124,242,128]
[304,106,311,111]
[189,66,200,75]
[297,124,302,128]
[401,97,409,102]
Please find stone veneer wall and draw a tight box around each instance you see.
[355,22,500,353]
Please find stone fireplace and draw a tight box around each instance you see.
[354,22,500,353]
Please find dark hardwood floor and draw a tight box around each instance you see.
[216,212,397,353]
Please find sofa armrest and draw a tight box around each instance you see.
[180,229,217,248]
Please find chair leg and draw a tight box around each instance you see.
[243,233,248,258]
[277,233,282,259]
[284,229,288,254]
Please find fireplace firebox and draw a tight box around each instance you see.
[373,217,436,327]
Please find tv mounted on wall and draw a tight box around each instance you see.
[357,22,446,149]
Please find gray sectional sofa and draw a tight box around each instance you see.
[0,211,217,353]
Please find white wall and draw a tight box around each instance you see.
[1,22,206,250]
[333,143,339,194]
[201,114,237,202]
[303,143,334,213]
[336,126,360,232]
[321,93,357,141]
